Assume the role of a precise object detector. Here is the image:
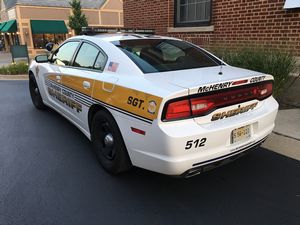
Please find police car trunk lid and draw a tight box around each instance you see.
[165,66,265,95]
[148,66,273,124]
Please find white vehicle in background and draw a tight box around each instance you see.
[28,28,278,177]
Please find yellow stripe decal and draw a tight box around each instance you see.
[47,75,162,121]
[92,80,162,121]
[63,76,93,96]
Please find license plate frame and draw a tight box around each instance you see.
[231,125,251,144]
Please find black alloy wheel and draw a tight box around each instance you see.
[91,110,132,174]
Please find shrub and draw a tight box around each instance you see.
[0,62,28,75]
[211,46,297,97]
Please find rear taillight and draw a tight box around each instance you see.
[163,81,273,121]
[257,82,273,100]
[165,99,191,120]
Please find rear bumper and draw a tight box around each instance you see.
[125,96,278,176]
[181,136,267,178]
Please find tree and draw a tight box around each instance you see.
[68,0,88,35]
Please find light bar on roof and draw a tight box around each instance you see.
[82,27,155,35]
[284,0,300,9]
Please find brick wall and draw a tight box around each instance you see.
[124,0,300,55]
[124,0,171,34]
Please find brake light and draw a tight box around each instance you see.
[165,99,191,120]
[257,82,273,99]
[163,81,273,121]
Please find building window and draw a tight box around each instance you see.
[175,0,212,27]
[32,33,66,49]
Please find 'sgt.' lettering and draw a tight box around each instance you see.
[127,96,145,109]
[185,138,207,150]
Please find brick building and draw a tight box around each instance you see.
[124,0,300,56]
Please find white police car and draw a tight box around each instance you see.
[29,28,278,177]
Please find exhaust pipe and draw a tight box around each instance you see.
[184,168,202,178]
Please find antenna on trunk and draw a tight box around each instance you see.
[219,57,224,75]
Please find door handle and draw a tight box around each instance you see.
[55,75,61,82]
[83,81,91,89]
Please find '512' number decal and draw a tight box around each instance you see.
[185,138,207,150]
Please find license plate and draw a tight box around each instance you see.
[231,125,251,144]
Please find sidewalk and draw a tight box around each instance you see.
[0,52,12,66]
[0,52,28,66]
[263,109,300,160]
[262,76,300,160]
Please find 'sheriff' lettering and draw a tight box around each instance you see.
[211,102,258,121]
[48,87,82,113]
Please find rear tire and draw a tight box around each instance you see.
[91,110,132,174]
[29,74,46,110]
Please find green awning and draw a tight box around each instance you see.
[31,20,68,34]
[1,20,17,33]
[0,22,7,31]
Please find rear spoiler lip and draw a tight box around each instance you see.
[192,75,274,95]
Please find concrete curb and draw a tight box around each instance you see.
[262,108,300,161]
[262,133,300,161]
[0,75,28,80]
[273,109,300,141]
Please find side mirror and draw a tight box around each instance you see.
[35,55,49,63]
[45,42,54,52]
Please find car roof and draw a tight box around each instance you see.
[69,33,181,43]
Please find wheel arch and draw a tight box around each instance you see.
[28,70,41,90]
[88,104,113,133]
[28,70,34,76]
[89,104,132,173]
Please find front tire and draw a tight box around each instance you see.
[91,110,132,174]
[29,74,46,110]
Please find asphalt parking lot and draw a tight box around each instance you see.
[0,80,299,225]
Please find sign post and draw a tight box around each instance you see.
[10,45,29,64]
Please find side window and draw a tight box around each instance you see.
[73,43,99,69]
[94,51,107,71]
[52,41,79,66]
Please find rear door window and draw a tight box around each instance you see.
[73,43,99,69]
[72,42,107,71]
[93,51,107,71]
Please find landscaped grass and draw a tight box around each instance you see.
[211,46,297,97]
[0,62,29,75]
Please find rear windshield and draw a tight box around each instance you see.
[113,39,221,73]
